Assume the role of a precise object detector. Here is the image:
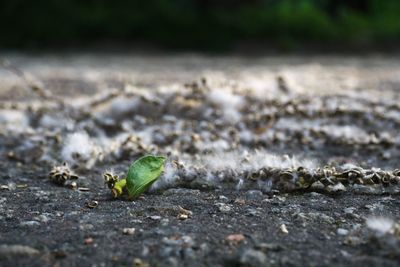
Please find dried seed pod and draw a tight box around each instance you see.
[341,167,363,177]
[364,169,383,184]
[247,171,259,181]
[258,169,267,179]
[355,177,364,185]
[381,173,391,184]
[280,169,294,179]
[362,176,375,185]
[86,200,98,209]
[103,172,119,189]
[319,176,335,186]
[322,166,336,178]
[297,167,313,180]
[392,169,400,177]
[297,176,311,188]
[49,162,79,185]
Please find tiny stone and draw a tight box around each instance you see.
[133,258,150,267]
[218,195,229,202]
[239,249,267,267]
[309,192,322,197]
[33,214,50,223]
[68,181,77,189]
[122,228,136,235]
[310,181,324,190]
[343,207,356,214]
[160,218,170,226]
[84,237,93,245]
[177,206,193,216]
[246,208,261,217]
[234,198,246,205]
[280,224,289,234]
[225,234,245,244]
[79,224,94,231]
[177,214,188,220]
[276,196,286,202]
[337,228,349,235]
[1,185,9,190]
[149,215,162,220]
[20,221,41,227]
[245,190,263,200]
[215,203,231,213]
[326,182,346,192]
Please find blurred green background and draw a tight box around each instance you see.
[1,0,400,51]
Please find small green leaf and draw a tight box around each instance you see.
[126,155,166,198]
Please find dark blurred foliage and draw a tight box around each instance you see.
[1,0,400,50]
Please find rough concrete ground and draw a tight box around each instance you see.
[1,53,400,267]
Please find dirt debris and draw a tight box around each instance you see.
[1,54,400,266]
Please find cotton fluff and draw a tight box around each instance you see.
[150,161,179,191]
[61,132,99,168]
[200,150,317,173]
[147,151,317,191]
[207,89,244,123]
[366,217,394,235]
[0,109,29,132]
[320,125,369,140]
[240,75,278,100]
[200,139,230,152]
[109,96,140,116]
[39,114,74,130]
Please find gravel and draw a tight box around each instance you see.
[1,54,400,267]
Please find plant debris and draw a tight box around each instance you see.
[104,155,166,199]
[2,54,400,267]
[48,162,79,186]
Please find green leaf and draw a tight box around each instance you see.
[126,155,166,198]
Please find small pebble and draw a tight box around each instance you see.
[245,190,263,200]
[20,221,41,227]
[215,203,231,213]
[343,207,356,214]
[133,258,150,267]
[177,214,188,220]
[337,228,349,235]
[280,224,289,234]
[218,195,229,202]
[149,215,162,220]
[84,237,93,245]
[122,228,136,235]
[239,249,267,267]
[225,234,245,244]
[33,214,50,223]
